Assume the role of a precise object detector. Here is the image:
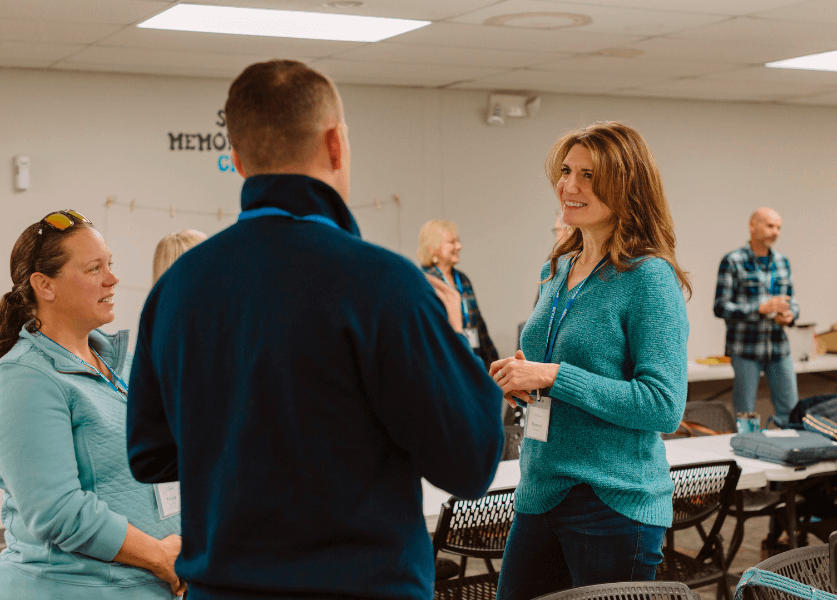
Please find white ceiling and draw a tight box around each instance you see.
[3,0,837,105]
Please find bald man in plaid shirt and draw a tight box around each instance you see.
[713,207,799,427]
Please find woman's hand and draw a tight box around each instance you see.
[425,274,463,332]
[489,350,560,407]
[114,526,186,597]
[154,535,187,596]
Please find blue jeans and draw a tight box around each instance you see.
[731,354,798,427]
[496,485,665,600]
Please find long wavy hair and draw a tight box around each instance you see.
[0,215,92,358]
[544,121,691,298]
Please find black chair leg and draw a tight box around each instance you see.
[458,556,468,578]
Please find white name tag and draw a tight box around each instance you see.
[464,327,480,349]
[153,482,181,520]
[524,393,551,442]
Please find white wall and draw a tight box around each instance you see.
[2,67,836,360]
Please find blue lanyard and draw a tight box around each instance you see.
[38,332,128,399]
[543,254,608,363]
[760,257,776,295]
[238,207,340,230]
[435,267,470,327]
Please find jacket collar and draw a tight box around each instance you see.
[19,321,130,374]
[744,242,774,264]
[240,174,360,237]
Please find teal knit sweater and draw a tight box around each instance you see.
[517,256,688,528]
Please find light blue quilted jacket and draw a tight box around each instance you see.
[0,324,180,599]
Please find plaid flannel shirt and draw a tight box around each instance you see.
[423,266,498,370]
[713,243,799,361]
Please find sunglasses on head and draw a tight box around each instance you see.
[30,210,92,274]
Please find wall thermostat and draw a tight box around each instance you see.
[14,155,29,191]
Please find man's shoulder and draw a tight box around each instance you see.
[722,245,751,263]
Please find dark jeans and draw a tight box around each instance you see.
[496,484,665,600]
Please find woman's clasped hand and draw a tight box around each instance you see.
[489,350,559,406]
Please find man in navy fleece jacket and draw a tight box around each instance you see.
[126,60,504,600]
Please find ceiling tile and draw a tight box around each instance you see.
[0,40,84,61]
[669,16,837,52]
[54,60,238,80]
[780,90,837,106]
[388,21,643,53]
[0,58,54,68]
[709,65,837,86]
[0,18,123,44]
[312,58,508,87]
[332,42,570,68]
[621,76,832,102]
[626,36,828,65]
[101,26,362,58]
[754,0,837,24]
[531,54,739,78]
[0,0,171,24]
[450,0,728,36]
[189,0,499,21]
[451,67,668,93]
[542,0,805,17]
[62,45,276,71]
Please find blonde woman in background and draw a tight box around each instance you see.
[152,230,207,284]
[418,220,498,370]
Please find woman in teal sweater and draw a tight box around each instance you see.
[0,211,184,598]
[492,122,691,599]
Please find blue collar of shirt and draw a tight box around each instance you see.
[745,242,774,264]
[240,174,361,238]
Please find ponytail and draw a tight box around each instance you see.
[0,218,86,359]
[0,284,37,358]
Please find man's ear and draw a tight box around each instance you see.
[231,149,247,179]
[325,125,343,171]
[30,272,56,303]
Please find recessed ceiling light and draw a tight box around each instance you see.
[325,1,365,7]
[138,3,429,43]
[766,51,837,73]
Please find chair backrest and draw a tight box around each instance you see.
[533,580,699,600]
[740,542,836,600]
[434,572,498,600]
[669,460,741,562]
[502,425,523,461]
[432,486,516,559]
[682,400,737,435]
[831,531,837,591]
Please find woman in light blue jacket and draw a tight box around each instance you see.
[0,210,184,599]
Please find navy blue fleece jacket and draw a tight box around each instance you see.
[126,174,504,600]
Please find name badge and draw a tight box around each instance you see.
[524,392,551,442]
[153,482,181,520]
[464,327,480,349]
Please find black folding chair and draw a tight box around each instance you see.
[432,486,515,582]
[657,460,741,600]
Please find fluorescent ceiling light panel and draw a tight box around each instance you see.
[137,4,430,42]
[766,51,837,73]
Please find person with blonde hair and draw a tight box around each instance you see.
[0,210,183,599]
[418,219,498,370]
[491,122,690,598]
[152,229,207,284]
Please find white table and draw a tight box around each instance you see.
[423,433,837,547]
[687,354,837,383]
[665,433,837,548]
